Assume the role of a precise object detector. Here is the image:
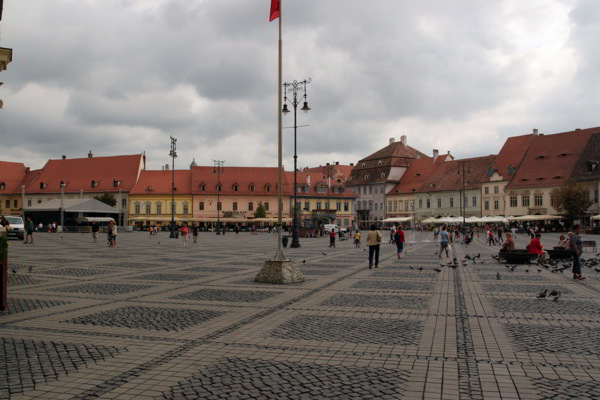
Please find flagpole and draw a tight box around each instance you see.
[275,0,285,260]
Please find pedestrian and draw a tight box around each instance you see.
[329,229,336,247]
[487,229,496,246]
[107,221,113,246]
[389,225,396,244]
[52,222,57,233]
[91,221,99,243]
[354,230,361,248]
[111,221,118,247]
[570,224,585,280]
[235,225,239,235]
[366,224,382,269]
[24,216,34,244]
[394,225,405,259]
[439,225,450,258]
[180,224,189,246]
[497,227,503,243]
[192,224,199,243]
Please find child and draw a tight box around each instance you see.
[354,230,361,248]
[329,229,336,248]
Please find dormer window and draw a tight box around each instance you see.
[265,184,271,192]
[535,177,545,181]
[361,163,366,168]
[520,178,529,182]
[535,155,547,159]
[381,173,386,178]
[0,182,5,190]
[216,184,221,192]
[249,184,256,192]
[587,161,599,172]
[60,181,67,188]
[378,161,383,166]
[113,180,122,187]
[40,182,47,189]
[232,183,239,192]
[146,186,153,192]
[552,176,563,179]
[199,183,206,191]
[558,153,570,157]
[415,173,421,176]
[91,180,99,188]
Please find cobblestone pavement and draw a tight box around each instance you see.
[2,230,600,399]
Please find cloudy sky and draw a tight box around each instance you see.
[1,0,599,170]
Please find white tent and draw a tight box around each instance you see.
[26,198,120,214]
[420,217,437,224]
[592,215,600,221]
[382,217,413,223]
[511,214,563,221]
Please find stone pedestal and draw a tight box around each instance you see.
[255,259,305,284]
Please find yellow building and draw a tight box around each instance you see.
[128,170,193,226]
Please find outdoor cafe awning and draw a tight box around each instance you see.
[128,216,184,222]
[77,217,115,223]
[592,215,600,221]
[382,217,413,223]
[509,215,563,221]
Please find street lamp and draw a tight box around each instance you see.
[282,78,311,248]
[458,161,470,228]
[169,136,177,238]
[213,160,225,235]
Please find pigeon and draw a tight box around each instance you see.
[434,268,442,273]
[536,289,548,299]
[11,268,17,274]
[537,269,542,273]
[302,260,306,263]
[549,290,559,297]
[409,266,413,270]
[525,269,529,273]
[418,267,423,271]
[464,255,471,260]
[595,268,600,273]
[28,266,33,273]
[322,252,327,255]
[496,272,501,280]
[552,291,561,302]
[158,242,160,244]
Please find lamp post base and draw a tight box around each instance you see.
[290,219,301,248]
[255,259,305,284]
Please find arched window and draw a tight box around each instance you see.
[249,184,256,192]
[199,183,206,191]
[216,184,222,192]
[265,184,271,192]
[232,183,239,192]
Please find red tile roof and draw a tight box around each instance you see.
[489,134,535,181]
[301,164,354,183]
[22,154,144,194]
[390,156,449,194]
[290,171,357,198]
[191,166,289,196]
[570,130,600,182]
[420,155,497,192]
[506,127,597,189]
[361,141,428,162]
[0,161,27,194]
[130,170,192,195]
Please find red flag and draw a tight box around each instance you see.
[269,0,280,21]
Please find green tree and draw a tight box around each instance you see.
[254,202,267,218]
[93,193,117,207]
[550,182,593,225]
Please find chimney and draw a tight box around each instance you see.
[350,163,354,166]
[533,128,538,135]
[335,161,339,165]
[88,150,93,158]
[401,135,407,146]
[326,162,330,166]
[25,167,30,173]
[165,164,169,171]
[62,155,66,160]
[389,137,395,145]
[575,128,581,131]
[307,175,311,186]
[433,149,439,161]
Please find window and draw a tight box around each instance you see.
[419,199,423,208]
[37,199,41,204]
[199,183,205,191]
[4,200,9,208]
[380,203,383,211]
[369,186,372,194]
[522,196,530,207]
[122,199,127,207]
[303,185,308,193]
[135,203,140,214]
[472,197,477,207]
[493,186,499,194]
[426,199,431,208]
[316,202,322,210]
[296,201,301,210]
[304,202,310,211]
[437,198,441,208]
[484,187,489,195]
[595,189,599,203]
[233,202,238,211]
[216,184,221,192]
[145,203,151,214]
[217,202,222,211]
[91,180,99,188]
[0,182,4,190]
[183,204,189,215]
[344,202,349,211]
[296,185,302,193]
[156,203,162,214]
[13,200,18,208]
[248,202,253,211]
[369,201,373,210]
[450,198,454,207]
[337,202,341,211]
[113,180,121,187]
[249,184,255,192]
[199,202,204,210]
[550,196,556,207]
[510,196,517,207]
[265,184,271,192]
[344,219,349,227]
[264,202,269,211]
[232,184,239,192]
[534,195,543,207]
[317,186,326,193]
[494,200,499,210]
[374,203,378,211]
[388,201,392,211]
[464,197,468,208]
[484,201,489,210]
[404,200,409,211]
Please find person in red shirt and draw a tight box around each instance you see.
[394,225,405,259]
[329,229,336,248]
[180,224,189,247]
[528,233,547,263]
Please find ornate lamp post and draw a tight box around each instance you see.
[213,160,225,235]
[458,160,470,229]
[282,78,311,248]
[169,136,177,238]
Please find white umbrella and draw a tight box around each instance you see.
[592,215,600,221]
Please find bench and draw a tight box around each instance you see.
[547,248,573,259]
[583,240,597,252]
[498,250,539,264]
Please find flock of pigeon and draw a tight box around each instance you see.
[535,289,561,301]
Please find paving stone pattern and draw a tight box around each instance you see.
[161,357,409,400]
[2,231,600,399]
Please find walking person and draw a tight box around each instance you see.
[180,224,189,246]
[367,224,382,269]
[438,225,450,258]
[394,225,405,259]
[192,224,199,243]
[354,230,361,248]
[570,224,585,280]
[110,221,118,247]
[329,229,336,248]
[91,221,99,243]
[487,229,496,246]
[389,225,396,244]
[25,217,34,244]
[107,221,113,246]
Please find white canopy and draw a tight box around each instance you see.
[477,216,509,223]
[77,217,115,223]
[26,198,120,214]
[510,214,563,221]
[382,217,413,223]
[592,215,600,221]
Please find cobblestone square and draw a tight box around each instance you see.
[1,231,600,399]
